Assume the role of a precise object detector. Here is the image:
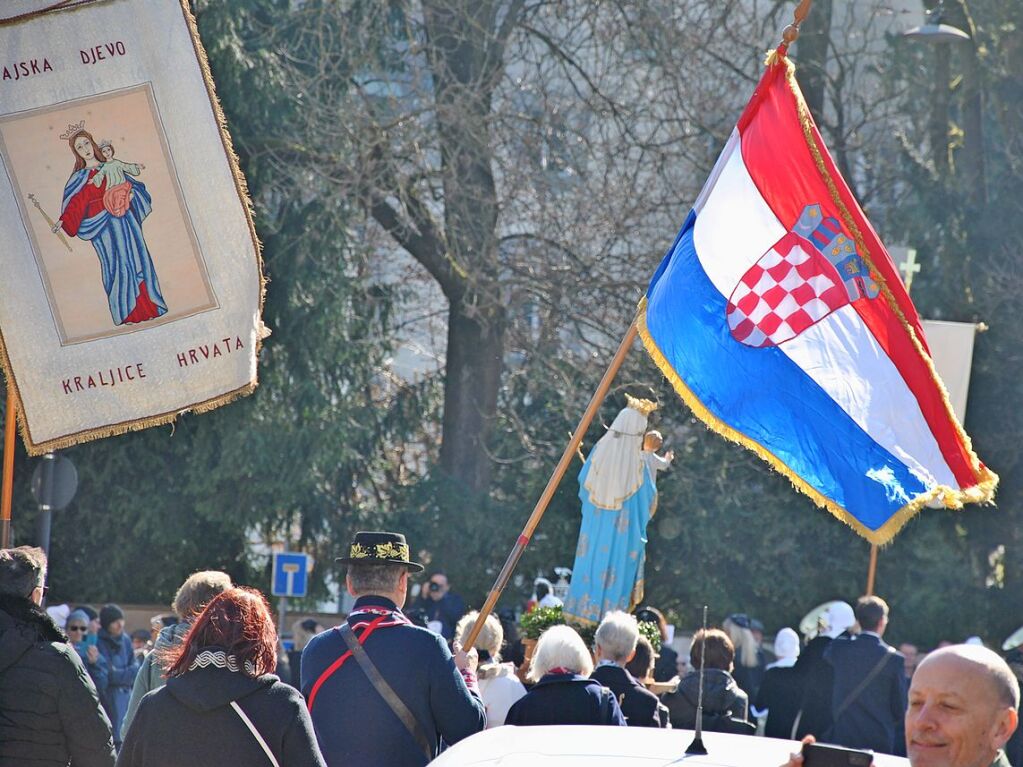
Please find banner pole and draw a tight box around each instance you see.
[463,320,639,651]
[1,388,16,548]
[866,543,878,596]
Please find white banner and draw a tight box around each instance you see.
[921,320,978,423]
[0,0,264,454]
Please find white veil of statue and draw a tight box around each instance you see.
[582,397,654,510]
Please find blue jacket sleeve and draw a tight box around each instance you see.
[89,652,110,695]
[607,692,627,726]
[428,634,486,745]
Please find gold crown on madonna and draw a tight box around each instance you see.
[625,394,658,417]
[59,121,86,141]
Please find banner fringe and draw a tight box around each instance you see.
[636,299,994,547]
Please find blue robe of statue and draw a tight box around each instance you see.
[562,456,658,625]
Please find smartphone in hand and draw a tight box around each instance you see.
[802,743,874,767]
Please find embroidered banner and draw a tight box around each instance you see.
[0,0,265,454]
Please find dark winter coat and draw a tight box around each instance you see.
[732,648,766,701]
[116,651,325,767]
[0,594,115,767]
[754,665,803,739]
[505,673,627,727]
[654,644,679,683]
[410,591,466,641]
[825,633,907,755]
[663,668,752,734]
[97,627,141,744]
[301,596,486,767]
[792,634,837,739]
[590,663,664,728]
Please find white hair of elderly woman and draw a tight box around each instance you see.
[528,625,594,682]
[594,610,640,663]
[455,611,504,660]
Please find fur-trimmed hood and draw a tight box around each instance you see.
[0,593,67,674]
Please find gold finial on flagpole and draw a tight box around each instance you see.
[781,0,814,46]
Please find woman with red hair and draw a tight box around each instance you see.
[116,587,325,767]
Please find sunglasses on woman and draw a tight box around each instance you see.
[67,624,88,633]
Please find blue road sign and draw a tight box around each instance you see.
[271,552,310,598]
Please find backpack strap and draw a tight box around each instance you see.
[339,624,434,761]
[833,645,896,721]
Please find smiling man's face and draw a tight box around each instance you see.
[906,652,1016,767]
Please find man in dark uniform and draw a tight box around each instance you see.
[825,596,907,755]
[590,610,664,728]
[301,532,486,767]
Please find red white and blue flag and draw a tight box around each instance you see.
[638,46,997,544]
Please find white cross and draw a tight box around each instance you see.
[898,248,921,294]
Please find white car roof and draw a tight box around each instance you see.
[430,726,912,766]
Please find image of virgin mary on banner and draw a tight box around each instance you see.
[55,124,168,327]
[563,395,659,625]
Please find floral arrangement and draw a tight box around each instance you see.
[518,605,565,640]
[637,620,663,652]
[518,605,597,646]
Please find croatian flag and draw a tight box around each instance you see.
[638,47,997,544]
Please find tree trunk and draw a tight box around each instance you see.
[795,0,833,126]
[439,300,505,496]
[948,0,985,204]
[930,49,951,178]
[423,0,509,496]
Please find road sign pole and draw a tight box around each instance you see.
[35,453,55,559]
[277,596,287,638]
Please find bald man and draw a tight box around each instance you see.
[785,644,1019,767]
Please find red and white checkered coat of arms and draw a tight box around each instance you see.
[726,204,880,347]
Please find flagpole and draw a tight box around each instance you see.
[462,321,639,651]
[866,542,878,596]
[1,388,16,548]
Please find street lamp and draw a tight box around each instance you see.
[903,2,970,42]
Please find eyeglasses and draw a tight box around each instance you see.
[67,625,87,633]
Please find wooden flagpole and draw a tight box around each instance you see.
[866,543,878,596]
[1,388,16,548]
[463,321,638,651]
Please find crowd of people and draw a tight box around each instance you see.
[1,532,1021,767]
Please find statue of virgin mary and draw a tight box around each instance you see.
[563,395,660,625]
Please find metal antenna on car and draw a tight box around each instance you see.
[685,605,709,756]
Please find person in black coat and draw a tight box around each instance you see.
[506,624,626,727]
[302,532,485,767]
[753,627,803,739]
[0,546,115,767]
[117,586,325,767]
[591,611,664,728]
[791,600,856,740]
[663,627,753,735]
[825,596,907,755]
[410,570,466,641]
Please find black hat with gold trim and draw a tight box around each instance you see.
[336,531,424,572]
